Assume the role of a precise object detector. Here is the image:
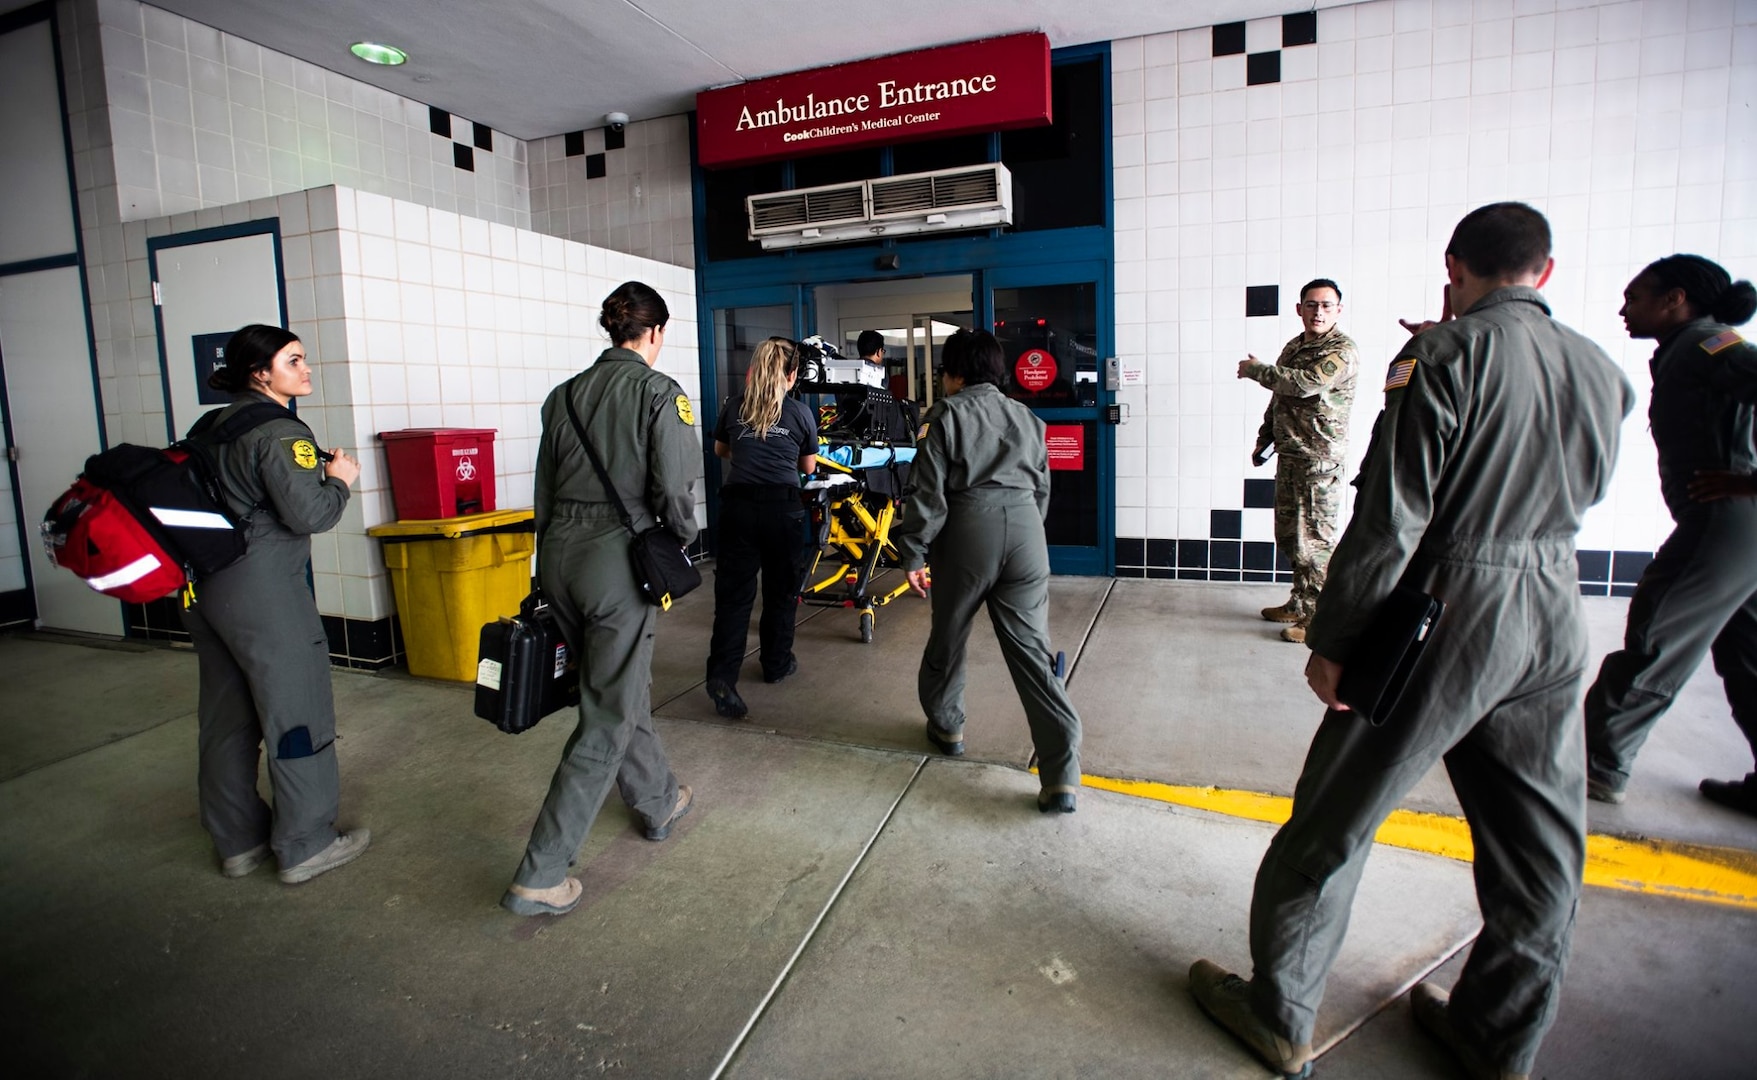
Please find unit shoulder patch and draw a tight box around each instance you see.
[917,422,931,441]
[1701,329,1744,355]
[1320,358,1339,376]
[287,439,319,470]
[1384,355,1418,391]
[674,394,694,425]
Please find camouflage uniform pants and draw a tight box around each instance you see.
[1274,457,1344,620]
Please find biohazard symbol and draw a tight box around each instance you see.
[675,394,694,425]
[290,440,319,470]
[456,456,477,481]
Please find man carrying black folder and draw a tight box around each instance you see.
[1189,204,1634,1080]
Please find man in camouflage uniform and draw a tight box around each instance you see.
[1239,279,1360,643]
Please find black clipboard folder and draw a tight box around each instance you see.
[474,589,580,734]
[1334,584,1445,726]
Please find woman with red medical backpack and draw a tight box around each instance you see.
[180,324,370,886]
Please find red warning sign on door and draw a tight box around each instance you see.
[1015,348,1057,392]
[1045,424,1084,471]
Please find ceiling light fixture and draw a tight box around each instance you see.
[350,42,408,65]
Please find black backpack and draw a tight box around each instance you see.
[43,401,290,604]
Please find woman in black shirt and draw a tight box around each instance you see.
[705,337,818,717]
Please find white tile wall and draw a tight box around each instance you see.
[90,0,529,227]
[320,186,702,620]
[528,117,696,267]
[1112,0,1757,562]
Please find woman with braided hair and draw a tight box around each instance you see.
[1584,254,1757,815]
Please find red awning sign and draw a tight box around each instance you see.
[1015,348,1057,393]
[696,33,1052,168]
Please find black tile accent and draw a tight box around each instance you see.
[453,143,475,171]
[1146,568,1177,580]
[1246,284,1280,317]
[1243,541,1277,571]
[1243,571,1275,583]
[1283,11,1318,47]
[1612,551,1652,584]
[1210,509,1242,539]
[1116,537,1145,566]
[1276,550,1293,572]
[604,125,625,151]
[1146,538,1175,568]
[1276,571,1294,583]
[1209,570,1242,582]
[125,595,190,643]
[1244,478,1276,508]
[1576,549,1611,583]
[346,617,396,665]
[1247,51,1282,86]
[564,130,585,157]
[473,121,493,151]
[1579,582,1611,597]
[585,152,606,179]
[1119,566,1146,578]
[0,587,32,627]
[322,613,348,658]
[429,106,450,137]
[1177,540,1209,569]
[1178,569,1209,581]
[1213,21,1247,57]
[1210,541,1243,570]
[1611,584,1638,598]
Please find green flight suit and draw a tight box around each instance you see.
[513,348,699,889]
[892,382,1081,792]
[1250,288,1634,1074]
[1585,319,1757,791]
[179,392,353,870]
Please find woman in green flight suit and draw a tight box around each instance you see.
[892,329,1083,813]
[182,324,369,885]
[502,281,700,917]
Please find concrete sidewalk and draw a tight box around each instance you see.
[1,576,1753,1078]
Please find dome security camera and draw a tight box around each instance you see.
[605,111,629,132]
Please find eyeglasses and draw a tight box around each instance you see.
[1300,301,1339,312]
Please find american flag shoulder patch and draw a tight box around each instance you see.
[1384,355,1418,390]
[1701,330,1744,355]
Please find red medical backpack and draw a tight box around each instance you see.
[41,402,289,604]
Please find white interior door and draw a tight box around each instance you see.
[0,267,120,635]
[153,231,283,439]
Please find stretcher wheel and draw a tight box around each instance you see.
[859,610,874,644]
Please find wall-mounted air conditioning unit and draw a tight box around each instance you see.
[746,163,1012,250]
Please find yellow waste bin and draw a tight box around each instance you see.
[368,508,535,681]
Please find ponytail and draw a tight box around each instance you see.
[1641,255,1756,327]
[740,337,799,438]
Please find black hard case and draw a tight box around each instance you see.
[473,591,580,734]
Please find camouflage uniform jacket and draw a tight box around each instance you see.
[1247,326,1359,463]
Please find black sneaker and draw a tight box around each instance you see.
[763,656,798,684]
[924,721,964,757]
[1700,775,1757,817]
[706,680,748,719]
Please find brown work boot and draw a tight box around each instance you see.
[1410,982,1529,1080]
[645,784,693,841]
[1280,624,1308,644]
[1260,601,1302,623]
[1189,960,1314,1078]
[501,876,584,917]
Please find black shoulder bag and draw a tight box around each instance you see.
[562,375,701,610]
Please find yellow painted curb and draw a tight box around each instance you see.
[1078,774,1757,912]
